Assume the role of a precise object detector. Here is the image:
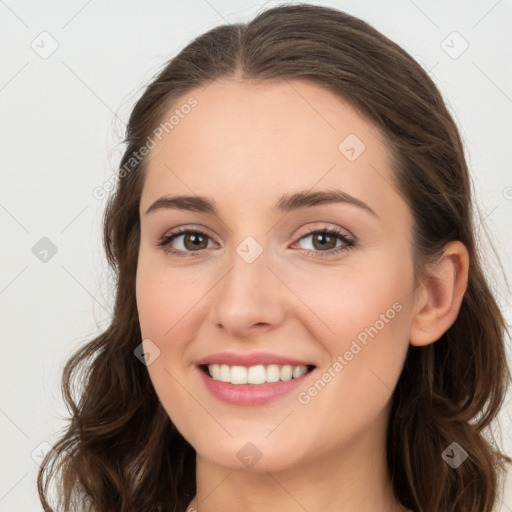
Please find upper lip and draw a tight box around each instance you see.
[195,351,316,367]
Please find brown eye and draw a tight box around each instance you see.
[182,232,208,250]
[156,225,356,259]
[293,226,356,260]
[157,228,215,256]
[310,232,338,251]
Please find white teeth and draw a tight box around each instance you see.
[280,365,293,381]
[230,365,247,384]
[209,364,231,382]
[247,365,266,384]
[266,364,281,383]
[207,363,311,384]
[293,365,308,378]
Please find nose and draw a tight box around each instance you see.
[208,242,289,339]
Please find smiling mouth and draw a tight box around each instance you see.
[199,363,316,385]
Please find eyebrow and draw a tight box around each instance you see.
[144,189,378,218]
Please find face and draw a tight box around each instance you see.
[136,78,418,473]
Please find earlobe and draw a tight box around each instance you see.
[409,241,469,347]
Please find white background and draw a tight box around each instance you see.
[1,0,511,510]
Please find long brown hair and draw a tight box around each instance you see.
[37,4,511,511]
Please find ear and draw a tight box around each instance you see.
[409,240,469,346]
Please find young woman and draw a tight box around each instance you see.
[38,4,511,512]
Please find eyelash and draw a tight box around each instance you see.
[156,225,356,260]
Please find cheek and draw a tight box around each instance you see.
[328,255,412,377]
[136,279,171,338]
[286,250,412,347]
[292,250,412,395]
[135,258,202,341]
[135,263,201,437]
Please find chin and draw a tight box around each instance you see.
[194,436,304,473]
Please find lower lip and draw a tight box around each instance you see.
[197,366,314,406]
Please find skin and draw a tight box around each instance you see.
[135,78,469,512]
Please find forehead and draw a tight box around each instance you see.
[140,78,403,223]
